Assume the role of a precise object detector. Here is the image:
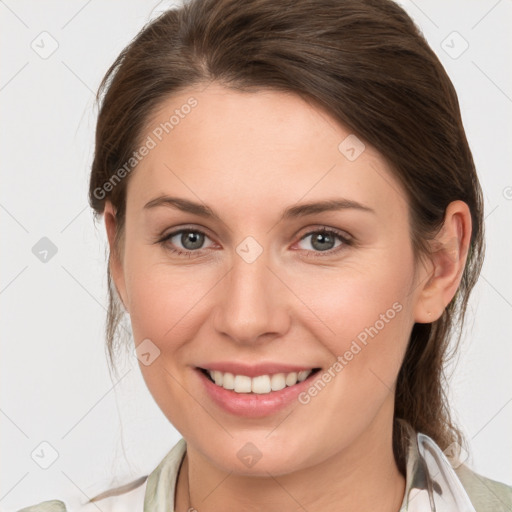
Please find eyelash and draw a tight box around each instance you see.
[157,227,353,259]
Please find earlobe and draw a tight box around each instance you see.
[414,200,472,324]
[103,201,129,313]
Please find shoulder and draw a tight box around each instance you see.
[14,475,148,512]
[455,463,512,511]
[14,437,187,512]
[15,501,67,512]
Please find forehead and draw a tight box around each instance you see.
[126,83,408,223]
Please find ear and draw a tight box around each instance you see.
[414,200,472,323]
[104,200,129,313]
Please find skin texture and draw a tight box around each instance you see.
[104,83,471,511]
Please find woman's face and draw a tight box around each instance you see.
[107,83,428,475]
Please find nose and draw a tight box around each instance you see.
[212,246,291,345]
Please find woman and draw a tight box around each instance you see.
[17,0,512,510]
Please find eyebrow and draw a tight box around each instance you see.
[143,195,375,220]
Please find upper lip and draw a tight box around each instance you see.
[197,362,320,378]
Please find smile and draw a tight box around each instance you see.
[200,368,321,394]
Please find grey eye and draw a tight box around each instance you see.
[298,231,343,252]
[168,230,210,251]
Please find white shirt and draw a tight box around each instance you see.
[16,421,512,511]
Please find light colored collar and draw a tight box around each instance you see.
[142,422,476,512]
[398,418,475,511]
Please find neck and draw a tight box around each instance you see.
[175,404,405,512]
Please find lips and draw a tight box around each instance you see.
[195,364,322,417]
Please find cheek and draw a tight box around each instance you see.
[291,267,414,442]
[123,258,216,432]
[322,276,411,354]
[124,250,220,353]
[297,253,415,384]
[127,270,190,343]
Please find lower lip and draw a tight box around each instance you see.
[195,368,320,418]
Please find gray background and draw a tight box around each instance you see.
[1,0,511,509]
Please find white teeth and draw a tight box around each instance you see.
[213,370,223,386]
[252,375,271,394]
[234,375,252,393]
[285,372,297,386]
[206,369,314,394]
[297,370,310,382]
[222,372,234,390]
[270,373,286,391]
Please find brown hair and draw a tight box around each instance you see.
[89,0,484,474]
